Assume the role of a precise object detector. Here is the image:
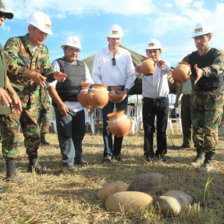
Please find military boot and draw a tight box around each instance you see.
[191,152,205,168]
[198,152,214,172]
[28,156,49,174]
[40,133,50,146]
[6,158,19,182]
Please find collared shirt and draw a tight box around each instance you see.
[92,46,136,90]
[141,61,170,98]
[49,59,93,112]
[4,33,55,108]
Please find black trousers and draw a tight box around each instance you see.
[142,97,169,157]
[181,94,192,146]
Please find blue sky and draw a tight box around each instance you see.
[1,0,224,67]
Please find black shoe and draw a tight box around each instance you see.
[75,159,87,166]
[155,154,166,162]
[0,197,2,201]
[178,144,191,150]
[191,153,205,168]
[198,160,213,172]
[6,158,20,182]
[28,157,49,175]
[145,156,154,162]
[114,155,123,161]
[28,163,49,174]
[102,156,112,163]
[40,133,50,146]
[61,164,77,173]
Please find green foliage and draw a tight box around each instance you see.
[17,216,31,224]
[203,175,213,206]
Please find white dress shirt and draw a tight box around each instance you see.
[48,59,93,112]
[141,60,170,98]
[92,46,136,90]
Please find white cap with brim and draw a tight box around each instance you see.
[0,0,14,19]
[61,36,82,50]
[192,23,212,38]
[145,38,162,50]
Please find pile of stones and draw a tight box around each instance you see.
[96,172,193,216]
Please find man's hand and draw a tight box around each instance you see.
[194,64,203,85]
[168,73,175,84]
[10,92,22,113]
[0,87,11,106]
[58,102,69,117]
[157,60,166,68]
[24,70,46,88]
[54,72,67,82]
[174,101,178,108]
[135,65,141,73]
[120,89,128,102]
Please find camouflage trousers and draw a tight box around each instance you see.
[38,88,51,134]
[0,106,40,159]
[191,89,224,155]
[38,102,51,134]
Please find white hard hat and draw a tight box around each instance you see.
[145,38,162,50]
[27,11,53,35]
[192,23,212,38]
[107,24,124,38]
[61,36,82,50]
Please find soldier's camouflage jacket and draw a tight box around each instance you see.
[182,47,224,91]
[4,33,55,109]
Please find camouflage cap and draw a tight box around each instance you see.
[0,0,13,19]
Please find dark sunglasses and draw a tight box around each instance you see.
[112,57,116,66]
[0,12,5,19]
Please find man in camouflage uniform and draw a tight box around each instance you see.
[175,23,224,172]
[1,11,66,180]
[0,1,21,185]
[38,86,51,145]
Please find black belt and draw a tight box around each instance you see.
[108,86,125,91]
[143,96,168,101]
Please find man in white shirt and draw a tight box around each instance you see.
[48,36,93,172]
[92,24,135,163]
[136,39,171,162]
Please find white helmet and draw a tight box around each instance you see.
[27,11,53,35]
[145,38,162,50]
[107,24,124,38]
[61,36,82,50]
[192,23,212,38]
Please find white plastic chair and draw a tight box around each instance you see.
[84,108,95,134]
[167,106,182,133]
[50,106,57,133]
[127,105,143,134]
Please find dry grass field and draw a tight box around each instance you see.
[0,123,224,224]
